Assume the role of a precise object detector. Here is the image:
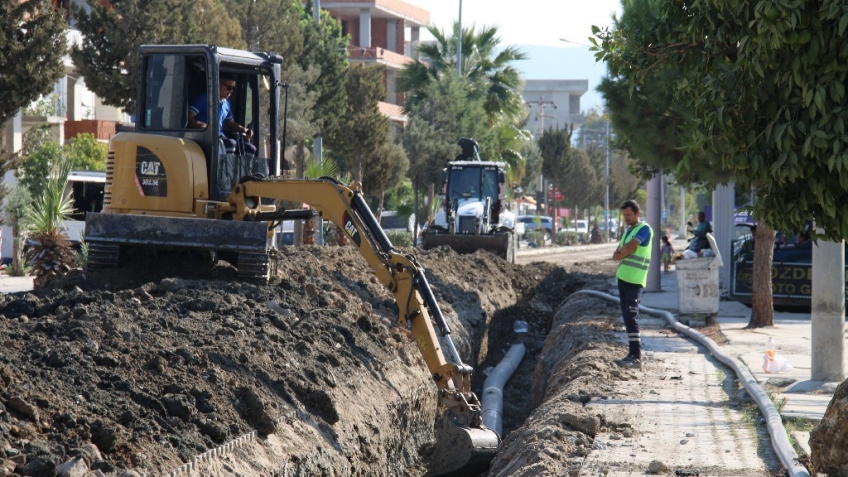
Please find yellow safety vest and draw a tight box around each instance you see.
[616,222,653,287]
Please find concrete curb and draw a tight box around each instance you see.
[517,241,617,258]
[572,289,811,477]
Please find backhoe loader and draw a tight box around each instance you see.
[421,138,519,263]
[84,44,499,476]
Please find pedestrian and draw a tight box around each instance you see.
[683,211,712,259]
[660,235,673,273]
[612,199,654,369]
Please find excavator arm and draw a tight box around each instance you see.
[227,177,500,475]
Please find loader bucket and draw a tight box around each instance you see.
[421,231,515,264]
[424,416,500,476]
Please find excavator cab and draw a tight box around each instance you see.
[134,45,282,202]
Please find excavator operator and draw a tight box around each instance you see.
[188,73,256,157]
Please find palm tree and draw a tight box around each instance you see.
[25,155,76,288]
[398,22,527,126]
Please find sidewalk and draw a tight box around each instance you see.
[638,262,843,459]
[0,271,34,294]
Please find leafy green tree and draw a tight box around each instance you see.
[562,147,602,211]
[363,140,409,216]
[402,116,457,240]
[402,70,492,227]
[297,2,349,146]
[335,64,389,182]
[537,125,572,217]
[18,126,62,201]
[0,0,67,126]
[398,22,527,126]
[65,134,108,171]
[608,150,643,212]
[230,0,301,54]
[72,0,243,113]
[2,184,33,275]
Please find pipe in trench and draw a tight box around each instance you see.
[569,289,810,477]
[480,343,526,436]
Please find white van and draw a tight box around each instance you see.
[63,171,106,244]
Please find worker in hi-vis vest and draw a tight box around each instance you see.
[611,199,653,369]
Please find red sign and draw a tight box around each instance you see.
[547,188,564,201]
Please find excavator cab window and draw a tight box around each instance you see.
[141,54,206,131]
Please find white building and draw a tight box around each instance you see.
[522,79,589,137]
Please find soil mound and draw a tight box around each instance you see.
[0,246,607,476]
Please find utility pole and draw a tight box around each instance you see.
[527,97,557,221]
[604,115,612,242]
[313,0,324,245]
[457,0,463,76]
[526,96,557,137]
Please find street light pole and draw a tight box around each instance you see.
[457,0,463,76]
[604,115,611,242]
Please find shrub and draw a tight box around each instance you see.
[555,231,578,246]
[387,230,412,247]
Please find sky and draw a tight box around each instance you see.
[405,0,623,113]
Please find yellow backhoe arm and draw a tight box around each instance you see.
[226,177,500,476]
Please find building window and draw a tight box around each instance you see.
[569,95,580,115]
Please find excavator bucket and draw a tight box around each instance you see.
[421,231,515,264]
[424,416,501,476]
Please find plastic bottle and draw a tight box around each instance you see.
[765,337,776,360]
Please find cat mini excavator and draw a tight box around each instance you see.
[84,44,499,476]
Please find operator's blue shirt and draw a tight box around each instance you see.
[190,94,233,136]
[623,222,651,246]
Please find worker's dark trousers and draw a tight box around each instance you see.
[617,279,643,359]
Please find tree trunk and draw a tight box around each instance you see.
[427,183,435,223]
[354,152,362,183]
[293,141,306,246]
[748,220,776,328]
[413,179,420,248]
[377,190,385,220]
[12,223,20,271]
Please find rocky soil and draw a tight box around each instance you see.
[0,245,622,477]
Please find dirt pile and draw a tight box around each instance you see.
[810,379,848,476]
[0,246,611,476]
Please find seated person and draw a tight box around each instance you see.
[188,73,256,156]
[683,211,712,259]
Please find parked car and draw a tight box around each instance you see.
[565,219,589,241]
[597,218,619,239]
[517,215,555,241]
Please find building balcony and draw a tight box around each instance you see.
[347,46,413,69]
[378,101,406,123]
[64,119,118,142]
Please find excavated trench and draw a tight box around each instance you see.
[0,245,623,477]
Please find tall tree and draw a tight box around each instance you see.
[397,22,527,127]
[335,64,389,183]
[593,0,786,326]
[297,2,349,147]
[595,0,848,239]
[402,69,492,221]
[0,0,67,126]
[402,116,457,240]
[363,141,409,216]
[71,0,242,113]
[537,125,573,218]
[562,147,602,211]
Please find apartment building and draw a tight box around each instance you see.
[318,0,430,125]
